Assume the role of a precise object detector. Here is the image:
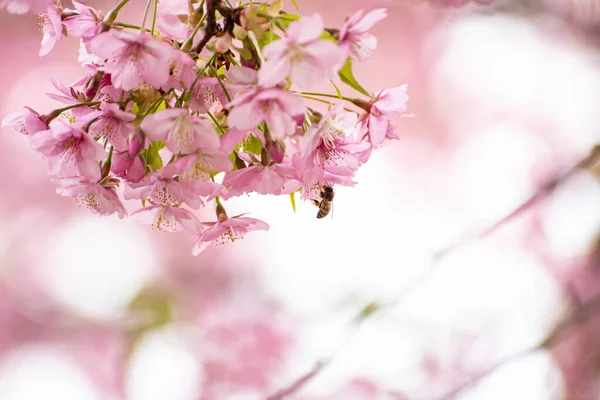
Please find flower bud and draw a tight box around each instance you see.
[268,140,285,164]
[127,156,146,183]
[216,203,228,222]
[128,130,145,156]
[110,151,132,177]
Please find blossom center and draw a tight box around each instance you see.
[168,116,194,151]
[285,43,306,63]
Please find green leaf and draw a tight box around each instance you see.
[243,134,263,155]
[338,58,371,97]
[330,80,343,99]
[154,99,167,112]
[143,140,164,171]
[290,0,299,10]
[320,30,336,42]
[289,192,296,213]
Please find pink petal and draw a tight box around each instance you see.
[258,57,291,88]
[286,14,324,44]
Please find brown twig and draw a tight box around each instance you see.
[265,360,331,400]
[193,0,242,54]
[264,144,600,399]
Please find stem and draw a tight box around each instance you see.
[140,0,153,33]
[181,12,208,52]
[186,53,218,102]
[114,22,141,30]
[206,111,225,135]
[193,0,221,54]
[300,95,357,114]
[102,145,114,178]
[299,91,357,103]
[103,0,130,25]
[150,0,158,35]
[209,65,231,102]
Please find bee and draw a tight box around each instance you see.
[312,185,335,219]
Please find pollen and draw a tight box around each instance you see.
[285,43,306,63]
[154,212,176,232]
[37,14,47,33]
[215,227,243,246]
[77,191,99,213]
[167,116,194,150]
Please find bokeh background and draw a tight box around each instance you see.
[2,0,600,399]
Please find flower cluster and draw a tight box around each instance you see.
[2,0,409,255]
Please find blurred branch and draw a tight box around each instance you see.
[266,360,331,400]
[265,144,600,399]
[437,290,600,400]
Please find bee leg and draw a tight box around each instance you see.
[312,200,321,208]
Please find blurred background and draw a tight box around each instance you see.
[2,0,600,399]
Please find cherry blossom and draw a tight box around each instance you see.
[228,88,305,139]
[63,0,102,39]
[124,157,203,209]
[130,205,202,233]
[141,108,219,155]
[339,8,387,62]
[80,102,135,152]
[2,109,47,136]
[258,14,346,88]
[2,0,409,256]
[38,4,65,56]
[30,119,106,179]
[357,85,409,147]
[53,175,126,218]
[192,204,269,255]
[88,30,176,91]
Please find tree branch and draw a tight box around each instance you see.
[437,290,600,400]
[264,144,600,399]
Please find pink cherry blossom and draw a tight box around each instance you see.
[63,0,102,39]
[130,205,202,233]
[111,152,146,183]
[228,88,305,139]
[80,102,135,152]
[30,119,106,179]
[124,157,203,209]
[2,109,47,136]
[163,50,196,91]
[339,8,387,61]
[219,128,264,154]
[88,30,176,91]
[294,105,368,187]
[222,158,287,198]
[178,151,233,186]
[0,0,52,14]
[46,75,94,105]
[188,77,228,113]
[258,14,346,88]
[39,4,65,57]
[156,0,196,41]
[224,66,259,98]
[53,175,126,218]
[191,204,269,255]
[358,84,409,147]
[141,108,220,155]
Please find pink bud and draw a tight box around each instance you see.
[110,152,133,176]
[128,131,145,156]
[127,156,146,183]
[268,140,285,164]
